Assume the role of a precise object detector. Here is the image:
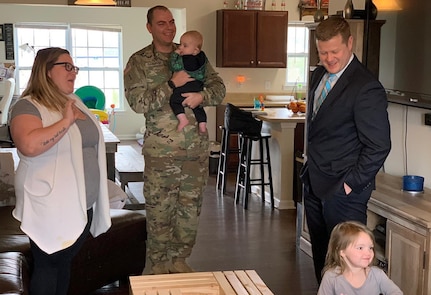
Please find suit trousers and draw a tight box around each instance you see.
[303,183,372,283]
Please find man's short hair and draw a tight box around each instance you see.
[147,5,170,25]
[315,16,351,44]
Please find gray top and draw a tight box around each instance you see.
[11,99,100,209]
[318,266,403,295]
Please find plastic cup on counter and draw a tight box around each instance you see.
[253,97,261,109]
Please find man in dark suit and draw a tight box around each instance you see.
[300,16,391,283]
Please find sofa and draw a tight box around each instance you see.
[0,205,147,295]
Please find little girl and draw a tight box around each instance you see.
[318,221,403,295]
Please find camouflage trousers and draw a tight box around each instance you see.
[143,154,209,265]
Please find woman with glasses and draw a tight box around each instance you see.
[9,47,111,295]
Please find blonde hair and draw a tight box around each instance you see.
[182,30,203,50]
[21,47,72,112]
[323,221,376,276]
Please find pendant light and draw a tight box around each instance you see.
[74,0,116,5]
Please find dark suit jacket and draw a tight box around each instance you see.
[300,55,391,199]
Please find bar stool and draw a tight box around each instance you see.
[217,103,263,198]
[216,126,240,197]
[235,132,274,209]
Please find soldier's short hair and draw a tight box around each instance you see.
[147,5,170,25]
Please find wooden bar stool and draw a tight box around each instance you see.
[235,132,274,209]
[216,126,240,197]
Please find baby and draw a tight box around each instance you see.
[169,30,207,134]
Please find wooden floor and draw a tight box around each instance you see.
[92,142,318,295]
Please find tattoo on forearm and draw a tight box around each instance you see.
[42,126,67,146]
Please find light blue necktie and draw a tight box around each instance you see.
[313,73,336,118]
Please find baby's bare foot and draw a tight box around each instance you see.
[177,114,189,132]
[198,122,208,135]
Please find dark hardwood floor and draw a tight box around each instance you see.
[92,154,318,294]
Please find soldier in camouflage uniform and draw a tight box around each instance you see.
[124,5,226,275]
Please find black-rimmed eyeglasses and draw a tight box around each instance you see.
[53,62,80,74]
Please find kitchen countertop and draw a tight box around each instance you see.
[222,93,300,107]
[256,108,306,123]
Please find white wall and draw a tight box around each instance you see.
[384,104,431,183]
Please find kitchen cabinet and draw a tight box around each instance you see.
[386,220,425,295]
[307,19,385,79]
[298,172,431,295]
[216,9,288,68]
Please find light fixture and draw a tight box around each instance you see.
[19,43,35,55]
[373,0,402,11]
[74,0,116,5]
[236,75,246,85]
[363,0,401,75]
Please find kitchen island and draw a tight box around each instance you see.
[216,95,306,209]
[256,108,305,209]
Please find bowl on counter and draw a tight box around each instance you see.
[402,175,424,192]
[287,100,306,113]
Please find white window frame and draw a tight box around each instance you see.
[285,22,310,94]
[14,23,124,110]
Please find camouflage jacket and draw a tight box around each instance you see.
[124,43,226,159]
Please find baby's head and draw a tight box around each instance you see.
[325,221,376,274]
[177,30,203,56]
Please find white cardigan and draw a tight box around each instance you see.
[13,94,111,254]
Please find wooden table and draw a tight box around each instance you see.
[101,123,120,181]
[0,147,18,171]
[256,108,305,209]
[114,145,144,191]
[129,270,273,295]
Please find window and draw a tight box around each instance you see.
[15,23,123,110]
[286,22,309,91]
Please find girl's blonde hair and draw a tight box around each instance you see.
[323,221,376,275]
[21,47,72,112]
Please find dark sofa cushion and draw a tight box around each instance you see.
[68,209,147,295]
[0,252,30,295]
[0,207,31,260]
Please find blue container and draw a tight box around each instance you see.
[403,175,424,192]
[253,98,261,110]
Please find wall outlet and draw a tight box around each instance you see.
[425,113,431,126]
[264,80,271,90]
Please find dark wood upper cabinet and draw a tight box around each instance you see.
[216,9,288,68]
